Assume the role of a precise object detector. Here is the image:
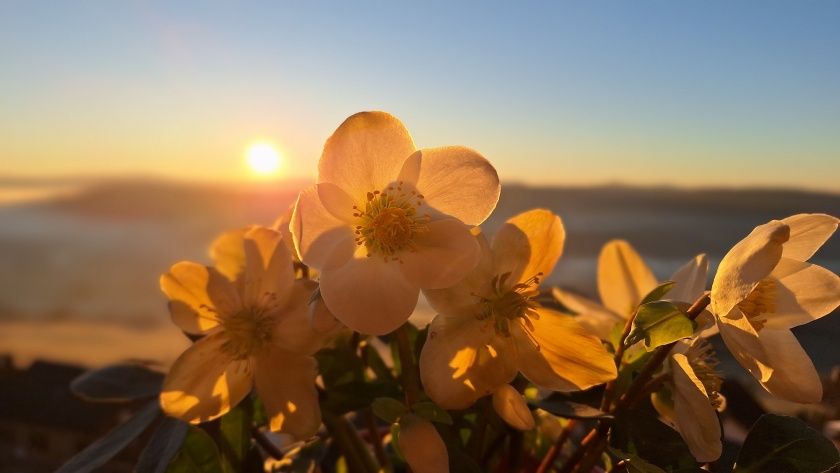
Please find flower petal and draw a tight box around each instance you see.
[318,111,415,196]
[255,349,321,439]
[668,254,709,304]
[273,280,332,355]
[419,314,517,409]
[710,220,789,317]
[399,218,481,289]
[423,232,495,318]
[764,257,840,329]
[671,354,722,462]
[513,308,617,391]
[551,288,622,340]
[597,240,658,318]
[492,209,566,286]
[291,185,356,271]
[492,384,535,431]
[272,204,299,260]
[758,328,822,403]
[397,146,500,225]
[160,332,252,424]
[717,308,772,382]
[319,253,419,335]
[240,227,296,309]
[160,262,241,334]
[209,227,250,281]
[780,213,839,262]
[398,414,450,473]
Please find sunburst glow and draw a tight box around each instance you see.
[246,142,281,176]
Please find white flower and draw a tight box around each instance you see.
[291,111,500,335]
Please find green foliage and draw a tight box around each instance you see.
[609,448,667,473]
[626,301,695,351]
[532,394,612,419]
[70,362,163,403]
[167,427,224,473]
[56,400,161,473]
[219,403,253,473]
[135,416,189,473]
[610,400,701,472]
[412,400,454,425]
[733,414,839,473]
[640,281,676,305]
[371,397,408,423]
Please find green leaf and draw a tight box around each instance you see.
[626,301,695,351]
[70,363,163,403]
[412,401,454,425]
[219,403,253,473]
[135,416,189,473]
[640,281,676,305]
[609,448,667,473]
[56,400,161,473]
[167,427,224,473]
[610,400,698,472]
[316,346,365,388]
[372,397,408,424]
[733,414,839,473]
[321,380,399,415]
[532,395,612,419]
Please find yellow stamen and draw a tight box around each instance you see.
[738,278,776,331]
[686,339,724,409]
[220,306,276,359]
[477,272,544,350]
[353,184,430,261]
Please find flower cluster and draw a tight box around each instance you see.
[154,111,840,472]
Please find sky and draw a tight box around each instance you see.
[1,1,839,191]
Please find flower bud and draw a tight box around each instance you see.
[398,414,449,473]
[492,384,535,431]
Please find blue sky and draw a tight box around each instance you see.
[1,1,838,190]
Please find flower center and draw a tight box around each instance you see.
[686,339,724,409]
[476,272,543,348]
[220,307,276,359]
[353,184,430,261]
[737,278,776,331]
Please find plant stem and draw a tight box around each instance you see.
[600,310,639,411]
[322,413,380,473]
[562,292,711,473]
[536,419,577,473]
[365,408,391,471]
[395,323,421,406]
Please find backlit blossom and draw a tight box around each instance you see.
[290,111,500,335]
[553,240,709,339]
[652,338,724,462]
[159,226,333,439]
[710,214,840,403]
[419,209,616,426]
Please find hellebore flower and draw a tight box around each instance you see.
[710,214,840,403]
[652,338,725,462]
[419,209,616,429]
[159,227,332,439]
[290,111,500,335]
[553,240,709,339]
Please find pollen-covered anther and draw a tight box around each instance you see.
[687,339,724,409]
[220,307,276,359]
[478,272,544,349]
[738,278,776,331]
[353,187,430,260]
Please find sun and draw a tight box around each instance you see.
[246,142,282,176]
